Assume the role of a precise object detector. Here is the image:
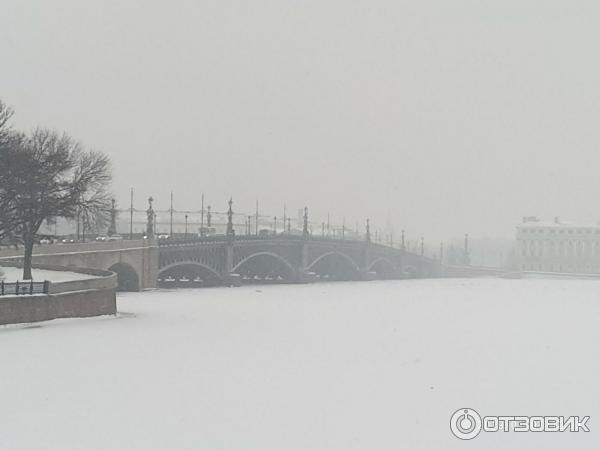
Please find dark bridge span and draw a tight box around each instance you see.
[158,234,441,286]
[0,235,443,291]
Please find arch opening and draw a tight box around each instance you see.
[403,266,418,279]
[159,262,224,288]
[109,263,140,292]
[369,259,397,279]
[233,253,296,284]
[308,252,361,281]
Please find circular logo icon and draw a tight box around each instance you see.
[450,408,482,440]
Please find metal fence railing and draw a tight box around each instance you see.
[0,280,50,296]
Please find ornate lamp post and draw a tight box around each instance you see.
[255,199,259,236]
[302,207,309,237]
[169,191,174,237]
[146,197,155,238]
[226,198,235,237]
[129,188,134,240]
[366,219,371,243]
[108,198,117,237]
[200,193,205,236]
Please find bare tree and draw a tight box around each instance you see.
[0,128,112,279]
[0,101,18,242]
[0,100,14,144]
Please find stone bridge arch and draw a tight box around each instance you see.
[108,262,140,291]
[0,240,159,291]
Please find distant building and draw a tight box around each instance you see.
[516,217,600,273]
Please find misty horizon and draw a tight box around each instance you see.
[3,1,599,242]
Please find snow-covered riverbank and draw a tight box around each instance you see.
[1,278,598,450]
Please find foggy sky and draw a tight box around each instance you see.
[2,0,599,243]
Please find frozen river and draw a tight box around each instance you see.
[1,278,599,449]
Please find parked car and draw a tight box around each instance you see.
[96,235,108,242]
[107,234,123,241]
[39,238,53,245]
[158,234,170,240]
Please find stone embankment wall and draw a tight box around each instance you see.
[0,264,117,326]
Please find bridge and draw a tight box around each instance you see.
[0,199,463,290]
[155,201,441,286]
[158,234,441,287]
[0,233,441,291]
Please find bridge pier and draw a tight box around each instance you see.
[224,240,233,276]
[398,251,404,278]
[301,238,309,269]
[294,270,317,283]
[294,234,317,283]
[221,239,242,286]
[360,270,377,281]
[360,242,377,280]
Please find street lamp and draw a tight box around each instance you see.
[185,214,188,238]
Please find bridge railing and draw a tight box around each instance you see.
[158,233,368,247]
[0,239,154,260]
[157,234,437,262]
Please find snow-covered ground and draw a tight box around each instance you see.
[1,278,599,450]
[0,266,99,282]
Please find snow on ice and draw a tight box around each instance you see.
[0,278,599,450]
